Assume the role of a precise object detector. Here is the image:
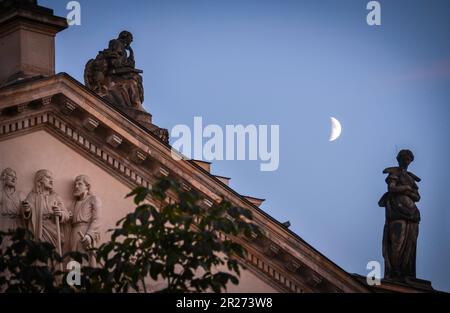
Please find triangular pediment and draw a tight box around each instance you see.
[0,73,370,293]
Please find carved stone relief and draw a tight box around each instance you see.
[0,169,102,266]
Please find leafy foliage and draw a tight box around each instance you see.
[0,228,70,292]
[0,176,260,293]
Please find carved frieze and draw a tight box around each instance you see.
[0,168,102,267]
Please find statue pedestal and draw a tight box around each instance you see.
[378,276,434,292]
[404,277,434,291]
[121,107,152,125]
[120,107,169,144]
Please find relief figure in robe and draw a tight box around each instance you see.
[69,175,101,266]
[22,170,71,248]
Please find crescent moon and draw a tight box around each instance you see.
[329,117,342,142]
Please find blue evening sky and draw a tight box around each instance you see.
[41,0,450,291]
